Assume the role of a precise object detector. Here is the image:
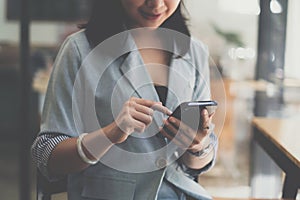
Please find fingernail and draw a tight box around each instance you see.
[169,117,175,123]
[202,109,208,115]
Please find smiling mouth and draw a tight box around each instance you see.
[140,11,162,21]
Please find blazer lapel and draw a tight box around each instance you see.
[119,34,196,126]
[166,54,195,112]
[119,45,164,129]
[119,51,160,102]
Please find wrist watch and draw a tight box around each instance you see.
[187,142,213,158]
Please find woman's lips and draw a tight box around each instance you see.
[140,11,162,21]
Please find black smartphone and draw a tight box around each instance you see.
[166,100,217,130]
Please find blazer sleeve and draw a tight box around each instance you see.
[31,32,87,180]
[40,35,83,138]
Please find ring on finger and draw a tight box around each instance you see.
[201,126,210,130]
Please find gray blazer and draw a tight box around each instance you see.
[40,30,215,200]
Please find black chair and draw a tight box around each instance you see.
[36,170,67,200]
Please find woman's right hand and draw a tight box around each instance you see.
[109,97,171,144]
[47,97,171,175]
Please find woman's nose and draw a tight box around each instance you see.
[145,0,165,8]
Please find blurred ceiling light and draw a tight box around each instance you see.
[218,0,261,15]
[270,0,283,14]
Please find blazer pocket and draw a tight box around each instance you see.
[81,176,136,200]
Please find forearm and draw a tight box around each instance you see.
[180,148,214,169]
[48,137,88,176]
[48,122,122,176]
[46,98,168,177]
[180,132,218,170]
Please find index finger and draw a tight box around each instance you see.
[133,97,172,115]
[152,104,172,115]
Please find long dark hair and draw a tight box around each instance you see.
[82,0,190,54]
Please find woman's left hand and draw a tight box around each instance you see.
[160,109,214,152]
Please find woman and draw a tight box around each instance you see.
[32,0,218,199]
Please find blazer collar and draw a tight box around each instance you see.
[165,55,194,111]
[119,50,160,103]
[119,32,194,112]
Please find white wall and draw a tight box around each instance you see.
[186,0,258,48]
[185,0,259,80]
[285,0,300,79]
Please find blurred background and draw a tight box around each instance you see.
[0,0,299,199]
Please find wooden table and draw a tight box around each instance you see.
[252,116,300,199]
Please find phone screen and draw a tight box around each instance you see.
[168,100,217,129]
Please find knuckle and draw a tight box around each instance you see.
[129,100,136,108]
[139,124,146,132]
[147,116,153,124]
[130,97,137,101]
[124,107,131,115]
[124,100,131,107]
[148,109,154,116]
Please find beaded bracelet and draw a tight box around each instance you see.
[76,133,98,165]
